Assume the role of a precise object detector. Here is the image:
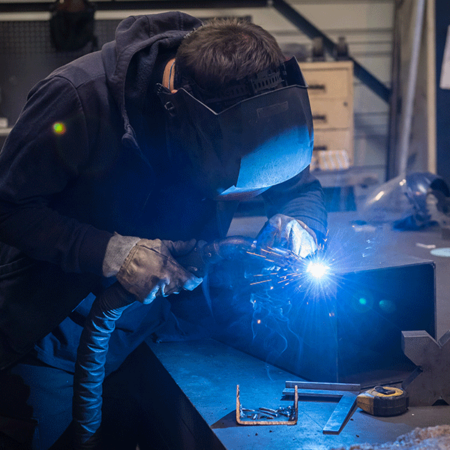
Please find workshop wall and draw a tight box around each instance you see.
[0,0,394,179]
[268,0,393,176]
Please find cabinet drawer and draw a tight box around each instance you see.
[302,68,350,98]
[309,98,352,129]
[313,129,354,163]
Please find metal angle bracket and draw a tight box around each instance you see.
[236,385,298,426]
[283,381,360,434]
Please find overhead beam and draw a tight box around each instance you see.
[271,0,391,103]
[0,0,391,104]
[0,1,268,13]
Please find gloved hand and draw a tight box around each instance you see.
[116,239,203,304]
[256,214,317,258]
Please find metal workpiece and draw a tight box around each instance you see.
[196,248,435,384]
[236,385,298,426]
[402,330,450,406]
[282,381,359,434]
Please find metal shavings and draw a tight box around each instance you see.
[239,405,294,421]
[236,385,298,426]
[259,407,277,414]
[250,279,272,286]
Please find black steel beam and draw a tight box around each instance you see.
[96,1,268,10]
[0,1,268,13]
[271,0,391,103]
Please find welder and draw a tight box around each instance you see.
[0,12,327,449]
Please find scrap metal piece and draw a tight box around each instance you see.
[285,381,360,392]
[402,330,450,406]
[283,381,359,434]
[323,393,358,434]
[236,385,298,426]
[259,407,278,415]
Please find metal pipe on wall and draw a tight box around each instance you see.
[386,0,402,181]
[397,0,427,175]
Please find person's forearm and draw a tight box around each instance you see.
[262,168,328,241]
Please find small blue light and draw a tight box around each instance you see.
[359,297,367,306]
[379,299,396,314]
[306,262,329,279]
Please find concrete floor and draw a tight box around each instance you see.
[146,211,450,449]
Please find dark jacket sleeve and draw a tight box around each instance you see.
[262,166,328,242]
[0,76,112,275]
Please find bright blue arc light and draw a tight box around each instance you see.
[306,261,329,279]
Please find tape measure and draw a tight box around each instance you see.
[357,386,409,417]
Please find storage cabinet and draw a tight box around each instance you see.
[299,61,354,170]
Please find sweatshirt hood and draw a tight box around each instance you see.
[102,12,202,143]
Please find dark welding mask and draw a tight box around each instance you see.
[50,0,96,51]
[156,57,313,200]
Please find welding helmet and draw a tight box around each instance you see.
[359,172,450,229]
[50,0,96,51]
[156,57,313,199]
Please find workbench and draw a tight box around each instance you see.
[143,336,450,450]
[139,212,450,449]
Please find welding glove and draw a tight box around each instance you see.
[113,238,202,304]
[256,214,317,258]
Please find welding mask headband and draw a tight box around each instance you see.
[157,58,313,197]
[175,60,289,112]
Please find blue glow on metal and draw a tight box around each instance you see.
[237,127,312,189]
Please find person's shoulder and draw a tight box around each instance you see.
[49,51,105,90]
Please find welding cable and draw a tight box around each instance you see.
[72,281,136,450]
[201,236,255,267]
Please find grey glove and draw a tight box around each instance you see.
[256,213,318,258]
[116,238,203,304]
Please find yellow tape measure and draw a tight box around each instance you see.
[357,386,409,417]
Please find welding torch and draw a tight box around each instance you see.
[177,235,313,278]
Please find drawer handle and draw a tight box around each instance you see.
[312,114,327,122]
[308,84,326,92]
[313,145,328,151]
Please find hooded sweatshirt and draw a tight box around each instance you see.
[0,12,327,371]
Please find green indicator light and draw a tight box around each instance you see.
[53,122,66,135]
[359,298,367,305]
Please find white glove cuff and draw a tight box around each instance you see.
[102,233,141,277]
